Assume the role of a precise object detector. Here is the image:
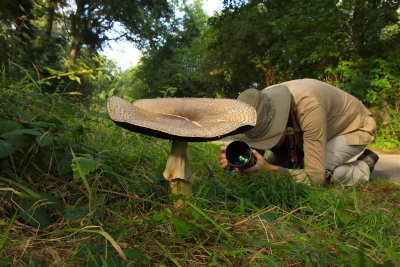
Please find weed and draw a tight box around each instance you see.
[0,74,399,266]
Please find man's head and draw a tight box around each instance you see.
[233,85,292,150]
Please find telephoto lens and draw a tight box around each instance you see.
[225,140,257,170]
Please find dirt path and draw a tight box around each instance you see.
[372,152,400,184]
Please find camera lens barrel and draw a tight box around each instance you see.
[225,140,257,170]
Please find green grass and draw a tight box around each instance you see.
[0,78,399,266]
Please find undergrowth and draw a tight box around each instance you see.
[0,76,399,266]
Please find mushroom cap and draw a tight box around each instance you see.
[107,96,257,141]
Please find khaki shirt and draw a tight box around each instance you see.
[266,79,376,185]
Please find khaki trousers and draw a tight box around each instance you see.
[327,135,370,186]
[267,135,370,185]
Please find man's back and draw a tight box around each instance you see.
[264,79,376,184]
[269,78,375,145]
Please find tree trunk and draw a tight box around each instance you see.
[43,0,58,42]
[69,37,81,64]
[68,0,85,64]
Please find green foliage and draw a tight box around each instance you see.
[0,0,399,265]
[206,0,400,97]
[115,65,148,100]
[65,0,174,63]
[128,1,214,98]
[129,0,399,120]
[64,207,90,220]
[19,202,52,229]
[72,156,100,180]
[204,0,350,96]
[326,52,400,107]
[325,52,400,150]
[369,106,400,151]
[0,119,43,158]
[0,72,400,265]
[0,0,175,97]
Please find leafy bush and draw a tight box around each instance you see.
[325,53,400,150]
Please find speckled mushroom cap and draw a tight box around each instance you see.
[107,96,257,141]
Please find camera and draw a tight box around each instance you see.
[225,140,259,170]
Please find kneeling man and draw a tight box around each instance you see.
[220,79,379,186]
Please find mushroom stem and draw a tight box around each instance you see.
[163,140,192,207]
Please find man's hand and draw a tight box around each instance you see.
[219,146,229,169]
[238,149,278,174]
[219,146,278,173]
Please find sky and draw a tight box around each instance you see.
[102,0,222,71]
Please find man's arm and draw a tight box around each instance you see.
[220,100,328,185]
[288,103,327,185]
[252,103,328,185]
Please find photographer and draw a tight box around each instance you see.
[220,79,379,186]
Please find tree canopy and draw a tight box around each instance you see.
[1,0,399,108]
[0,0,173,72]
[116,0,399,111]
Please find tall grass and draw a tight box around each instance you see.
[0,74,399,266]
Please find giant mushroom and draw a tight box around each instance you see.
[107,96,256,206]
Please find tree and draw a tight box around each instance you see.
[0,0,174,68]
[204,0,351,96]
[0,0,176,97]
[41,0,61,43]
[204,0,399,99]
[133,1,213,98]
[0,0,36,66]
[341,0,400,57]
[66,0,174,64]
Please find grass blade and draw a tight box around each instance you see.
[70,149,92,204]
[0,176,42,200]
[0,212,18,252]
[186,201,233,239]
[154,239,181,267]
[0,187,37,201]
[66,228,128,262]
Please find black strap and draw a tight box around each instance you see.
[286,126,298,164]
[285,109,301,168]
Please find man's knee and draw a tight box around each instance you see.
[326,136,365,170]
[332,160,370,186]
